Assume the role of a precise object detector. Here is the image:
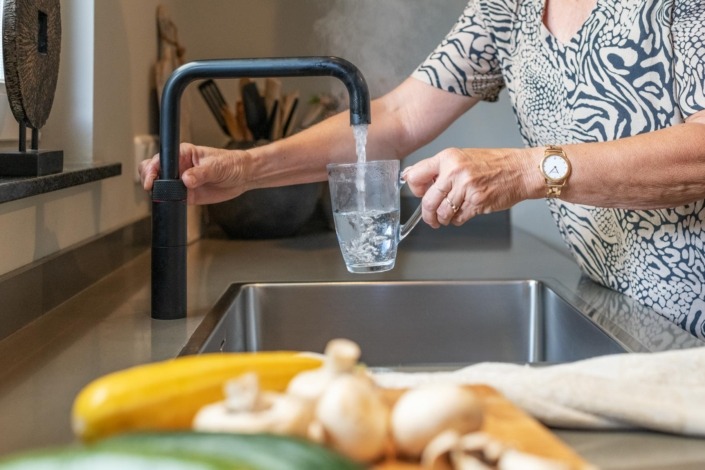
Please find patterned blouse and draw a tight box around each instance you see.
[412,0,705,338]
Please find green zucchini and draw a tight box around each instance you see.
[0,446,248,469]
[95,432,364,470]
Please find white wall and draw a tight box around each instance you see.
[40,0,94,162]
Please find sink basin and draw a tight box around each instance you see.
[182,280,627,368]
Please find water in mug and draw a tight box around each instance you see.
[334,209,400,270]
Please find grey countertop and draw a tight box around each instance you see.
[0,217,703,468]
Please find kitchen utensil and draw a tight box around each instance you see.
[326,160,422,273]
[236,101,254,141]
[263,78,282,113]
[221,106,245,142]
[238,77,252,95]
[266,100,279,140]
[198,79,231,137]
[241,82,269,140]
[264,78,282,139]
[282,95,299,137]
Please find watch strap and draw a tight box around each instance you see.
[545,184,564,198]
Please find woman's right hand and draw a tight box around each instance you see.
[139,143,252,205]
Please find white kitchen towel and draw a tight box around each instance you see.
[372,347,705,436]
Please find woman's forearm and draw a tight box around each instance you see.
[246,110,357,188]
[524,120,705,209]
[245,78,478,190]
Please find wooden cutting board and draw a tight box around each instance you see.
[375,385,591,470]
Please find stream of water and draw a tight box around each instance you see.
[353,124,368,209]
[353,124,368,164]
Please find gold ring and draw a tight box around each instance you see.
[445,197,459,213]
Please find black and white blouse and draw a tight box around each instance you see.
[412,0,705,337]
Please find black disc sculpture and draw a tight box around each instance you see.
[0,0,62,176]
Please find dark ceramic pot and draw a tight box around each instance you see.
[207,183,322,239]
[206,141,322,239]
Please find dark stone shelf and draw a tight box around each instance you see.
[0,162,122,203]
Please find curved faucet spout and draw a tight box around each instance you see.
[152,56,372,320]
[160,56,370,179]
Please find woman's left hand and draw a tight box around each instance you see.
[402,147,541,228]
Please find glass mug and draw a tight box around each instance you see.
[327,159,422,273]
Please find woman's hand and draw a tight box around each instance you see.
[402,147,541,228]
[139,143,252,205]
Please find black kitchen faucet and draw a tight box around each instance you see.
[152,57,371,320]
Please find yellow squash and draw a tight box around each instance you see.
[72,351,322,442]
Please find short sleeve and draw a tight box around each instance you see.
[673,1,705,117]
[412,0,504,102]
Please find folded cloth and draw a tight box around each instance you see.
[372,347,705,436]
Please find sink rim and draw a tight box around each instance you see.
[179,278,676,359]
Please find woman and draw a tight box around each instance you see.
[141,0,705,337]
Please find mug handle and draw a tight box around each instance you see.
[399,174,423,241]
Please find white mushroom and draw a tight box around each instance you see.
[314,372,389,463]
[193,372,311,437]
[451,454,495,470]
[457,432,505,466]
[498,449,571,470]
[286,338,361,402]
[422,431,505,470]
[421,429,461,470]
[391,383,483,459]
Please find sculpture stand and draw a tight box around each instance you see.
[0,123,63,176]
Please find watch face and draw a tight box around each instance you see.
[542,155,569,181]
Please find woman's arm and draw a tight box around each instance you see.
[404,109,705,228]
[140,78,478,205]
[242,77,478,188]
[545,111,705,208]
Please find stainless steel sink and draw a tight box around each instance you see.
[182,280,628,367]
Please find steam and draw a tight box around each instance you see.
[313,0,456,99]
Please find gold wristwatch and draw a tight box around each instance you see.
[539,145,571,198]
